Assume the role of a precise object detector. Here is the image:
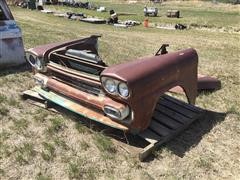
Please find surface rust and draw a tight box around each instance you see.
[45,75,128,112]
[33,86,129,131]
[26,36,222,133]
[169,74,221,94]
[101,48,198,132]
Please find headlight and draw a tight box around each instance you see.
[101,76,130,98]
[118,82,129,97]
[29,55,36,66]
[103,78,117,93]
[25,52,46,72]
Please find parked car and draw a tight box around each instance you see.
[0,0,25,68]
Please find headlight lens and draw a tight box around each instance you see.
[118,82,129,97]
[101,76,130,98]
[104,79,117,93]
[29,55,36,66]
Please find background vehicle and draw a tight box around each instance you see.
[0,0,25,68]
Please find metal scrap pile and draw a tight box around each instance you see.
[57,1,96,10]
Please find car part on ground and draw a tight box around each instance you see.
[80,17,106,24]
[0,0,25,68]
[25,36,220,133]
[156,23,187,30]
[169,74,221,94]
[144,7,158,17]
[167,10,180,18]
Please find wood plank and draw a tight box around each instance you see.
[149,120,172,137]
[162,95,203,112]
[153,111,183,130]
[138,129,162,144]
[158,98,198,119]
[155,104,191,124]
[22,89,45,101]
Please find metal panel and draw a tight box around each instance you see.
[30,86,129,131]
[0,1,25,67]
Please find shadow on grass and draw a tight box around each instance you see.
[48,103,228,154]
[0,63,31,77]
[163,110,226,157]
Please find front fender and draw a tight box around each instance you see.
[101,48,198,131]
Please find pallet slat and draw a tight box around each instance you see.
[162,95,203,112]
[139,94,205,161]
[155,104,191,123]
[138,129,163,144]
[149,120,172,137]
[153,111,182,130]
[158,98,198,119]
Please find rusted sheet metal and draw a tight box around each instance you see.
[47,62,101,85]
[33,86,129,131]
[101,48,198,132]
[26,35,100,60]
[0,0,25,68]
[36,73,128,112]
[197,74,221,90]
[169,74,221,94]
[47,59,100,84]
[26,36,221,133]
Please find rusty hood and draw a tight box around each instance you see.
[101,48,198,89]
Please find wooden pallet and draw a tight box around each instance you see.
[22,88,205,161]
[138,94,204,161]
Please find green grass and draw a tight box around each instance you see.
[0,106,9,116]
[80,140,90,150]
[33,109,50,123]
[36,174,52,180]
[15,143,36,165]
[75,122,89,134]
[11,118,29,133]
[0,94,7,103]
[0,1,239,179]
[68,159,98,180]
[41,142,56,161]
[93,133,116,154]
[46,117,65,136]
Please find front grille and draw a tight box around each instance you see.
[51,71,102,96]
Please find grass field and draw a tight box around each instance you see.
[0,1,240,179]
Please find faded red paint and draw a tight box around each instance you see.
[101,48,198,131]
[26,36,220,133]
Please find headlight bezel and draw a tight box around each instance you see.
[25,52,47,72]
[101,76,130,98]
